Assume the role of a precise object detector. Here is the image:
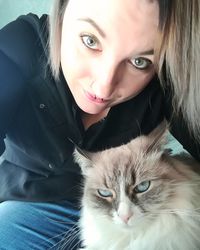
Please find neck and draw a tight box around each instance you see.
[81,109,110,130]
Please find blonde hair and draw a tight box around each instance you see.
[156,0,200,139]
[48,0,69,79]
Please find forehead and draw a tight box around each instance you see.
[66,0,158,16]
[66,0,159,31]
[65,0,159,52]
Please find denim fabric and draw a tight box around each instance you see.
[0,200,81,250]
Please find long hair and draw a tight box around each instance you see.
[48,0,69,79]
[156,0,200,139]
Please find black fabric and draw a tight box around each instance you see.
[0,14,199,202]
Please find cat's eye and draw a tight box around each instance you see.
[129,57,152,70]
[80,34,100,50]
[97,189,113,198]
[134,181,151,193]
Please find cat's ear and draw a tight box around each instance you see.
[73,147,93,176]
[145,120,169,154]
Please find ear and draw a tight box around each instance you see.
[73,147,93,176]
[145,120,169,154]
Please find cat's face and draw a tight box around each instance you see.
[74,123,187,228]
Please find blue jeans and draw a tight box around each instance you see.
[0,200,81,250]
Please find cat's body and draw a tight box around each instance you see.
[74,123,200,250]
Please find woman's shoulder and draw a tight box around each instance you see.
[0,14,50,142]
[0,13,49,77]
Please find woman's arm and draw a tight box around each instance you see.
[0,17,37,155]
[0,50,27,156]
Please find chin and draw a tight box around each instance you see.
[115,219,133,230]
[80,104,105,115]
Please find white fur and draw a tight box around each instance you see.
[79,164,200,250]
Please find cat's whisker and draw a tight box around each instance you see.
[47,221,79,241]
[47,231,70,244]
[163,208,200,214]
[61,230,80,250]
[48,220,78,225]
[66,238,83,250]
[47,222,80,250]
[170,182,200,187]
[36,206,80,226]
[47,234,68,250]
[57,231,80,250]
[146,209,200,219]
[61,224,82,250]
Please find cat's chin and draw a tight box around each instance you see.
[113,214,133,229]
[116,222,133,230]
[113,221,135,234]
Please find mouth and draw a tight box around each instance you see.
[84,90,109,104]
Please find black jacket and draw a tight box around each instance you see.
[0,14,199,202]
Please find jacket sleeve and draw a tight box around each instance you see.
[0,50,27,155]
[0,16,39,156]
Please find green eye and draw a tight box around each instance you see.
[97,189,113,198]
[130,57,152,70]
[134,181,151,193]
[81,34,99,49]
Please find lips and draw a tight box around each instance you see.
[84,90,108,104]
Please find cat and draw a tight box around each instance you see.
[74,121,200,250]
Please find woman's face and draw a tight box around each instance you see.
[61,0,159,115]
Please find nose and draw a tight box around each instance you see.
[118,201,133,224]
[92,59,123,99]
[118,212,133,224]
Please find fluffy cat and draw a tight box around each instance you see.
[74,122,200,250]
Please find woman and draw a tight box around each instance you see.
[0,0,199,249]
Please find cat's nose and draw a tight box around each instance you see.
[118,202,133,224]
[119,213,133,224]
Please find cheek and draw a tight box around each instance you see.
[61,40,79,74]
[133,71,155,92]
[61,28,86,79]
[61,49,89,88]
[137,186,167,212]
[61,41,93,88]
[121,70,155,100]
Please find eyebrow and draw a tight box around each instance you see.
[77,18,106,38]
[139,49,154,56]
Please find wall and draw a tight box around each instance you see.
[0,0,53,29]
